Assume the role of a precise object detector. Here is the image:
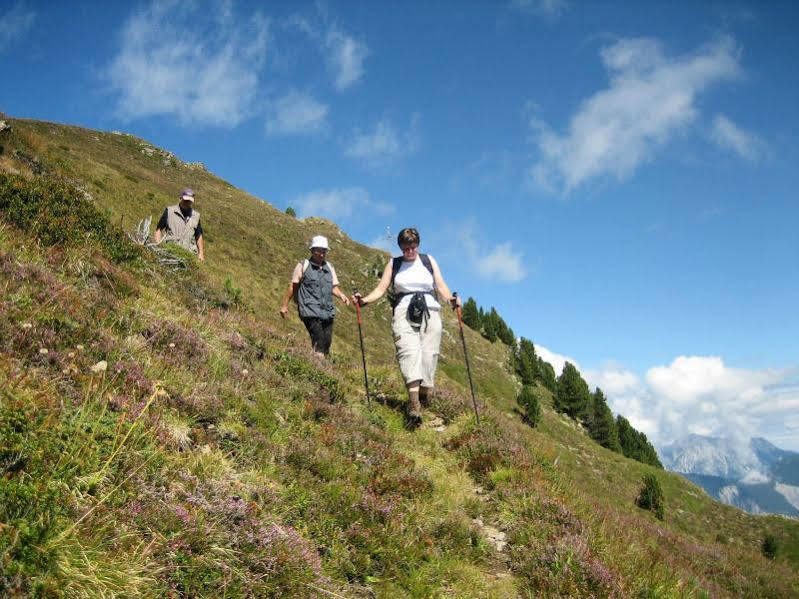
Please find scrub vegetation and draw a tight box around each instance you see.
[1,117,798,597]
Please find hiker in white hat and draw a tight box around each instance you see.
[154,187,205,261]
[279,235,350,358]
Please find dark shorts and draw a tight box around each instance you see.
[301,317,334,355]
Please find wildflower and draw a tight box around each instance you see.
[90,360,108,373]
[39,348,49,355]
[241,368,249,376]
[22,322,32,329]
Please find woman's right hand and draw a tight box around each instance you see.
[279,305,288,318]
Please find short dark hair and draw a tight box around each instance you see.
[397,227,420,247]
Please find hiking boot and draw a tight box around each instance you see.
[407,394,422,428]
[419,389,430,408]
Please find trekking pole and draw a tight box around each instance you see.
[354,291,371,407]
[452,292,480,425]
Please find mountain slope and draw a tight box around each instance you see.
[662,434,799,517]
[2,115,799,597]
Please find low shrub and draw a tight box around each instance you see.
[636,473,665,520]
[761,534,778,560]
[0,173,141,263]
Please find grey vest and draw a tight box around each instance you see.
[297,261,335,320]
[162,205,201,253]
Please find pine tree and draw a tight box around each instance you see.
[587,388,621,452]
[515,337,539,385]
[616,415,663,468]
[555,362,590,421]
[487,308,503,342]
[517,385,541,427]
[461,297,481,330]
[537,358,557,392]
[636,474,665,520]
[762,534,778,560]
[482,316,497,343]
[285,206,296,217]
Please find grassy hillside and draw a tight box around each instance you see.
[1,115,797,598]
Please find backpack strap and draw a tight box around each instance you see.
[390,254,436,311]
[292,259,311,303]
[391,254,434,286]
[299,259,310,282]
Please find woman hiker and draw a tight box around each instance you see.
[279,235,350,359]
[352,227,460,427]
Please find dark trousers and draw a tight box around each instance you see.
[301,317,334,355]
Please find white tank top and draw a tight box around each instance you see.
[394,256,441,311]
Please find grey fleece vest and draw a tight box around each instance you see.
[162,204,201,253]
[297,261,335,320]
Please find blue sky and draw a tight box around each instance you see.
[2,0,797,450]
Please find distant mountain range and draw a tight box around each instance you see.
[660,435,799,517]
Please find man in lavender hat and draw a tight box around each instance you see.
[154,187,205,261]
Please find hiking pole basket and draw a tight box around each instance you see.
[453,292,480,425]
[354,291,371,407]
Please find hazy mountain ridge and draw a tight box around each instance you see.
[661,435,799,517]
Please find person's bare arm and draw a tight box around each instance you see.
[196,235,205,262]
[279,281,298,318]
[154,228,162,243]
[352,260,393,306]
[333,286,351,306]
[430,256,459,308]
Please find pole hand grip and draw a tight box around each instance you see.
[452,291,463,325]
[353,289,362,324]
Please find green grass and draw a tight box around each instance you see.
[1,117,798,597]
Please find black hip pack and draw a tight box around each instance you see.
[407,291,431,329]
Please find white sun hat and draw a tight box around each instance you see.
[309,235,329,250]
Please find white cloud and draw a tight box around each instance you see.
[475,242,527,283]
[510,0,568,17]
[289,12,368,91]
[589,355,798,450]
[529,36,741,192]
[585,366,640,395]
[325,27,369,90]
[453,220,527,283]
[740,470,770,485]
[295,187,394,221]
[0,2,35,52]
[645,356,775,405]
[265,90,328,135]
[345,116,421,167]
[710,114,764,161]
[107,0,269,127]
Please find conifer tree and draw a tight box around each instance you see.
[517,385,541,427]
[515,337,539,385]
[537,358,557,392]
[636,474,665,520]
[482,316,498,343]
[487,308,502,342]
[616,415,663,468]
[555,362,590,421]
[587,388,621,452]
[461,297,481,330]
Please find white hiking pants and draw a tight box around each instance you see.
[392,308,442,388]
